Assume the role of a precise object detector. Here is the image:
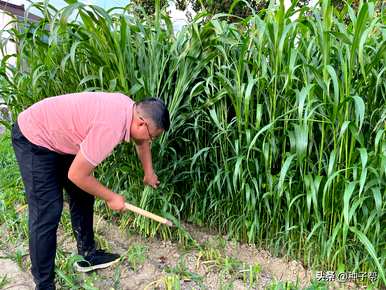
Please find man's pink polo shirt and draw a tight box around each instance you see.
[18,92,134,166]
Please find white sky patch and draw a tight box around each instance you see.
[167,1,196,33]
[2,0,318,33]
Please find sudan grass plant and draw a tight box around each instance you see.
[0,0,385,286]
[0,133,29,253]
[180,1,386,285]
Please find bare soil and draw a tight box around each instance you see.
[1,212,365,290]
[0,251,34,290]
[57,217,313,289]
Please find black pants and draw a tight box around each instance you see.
[11,122,96,289]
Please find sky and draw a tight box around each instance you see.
[5,0,124,9]
[3,0,191,31]
[4,0,319,19]
[2,0,318,32]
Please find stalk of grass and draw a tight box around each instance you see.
[1,0,385,287]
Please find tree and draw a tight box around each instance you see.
[133,0,382,18]
[191,0,269,18]
[132,0,270,18]
[175,0,189,10]
[132,0,168,15]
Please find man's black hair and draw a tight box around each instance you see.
[136,98,170,131]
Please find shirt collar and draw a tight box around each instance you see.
[124,101,135,142]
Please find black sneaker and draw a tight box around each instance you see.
[74,249,120,272]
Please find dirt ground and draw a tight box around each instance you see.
[0,216,310,289]
[0,212,367,290]
[0,251,35,290]
[88,219,312,289]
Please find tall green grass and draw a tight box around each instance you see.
[0,133,29,260]
[1,0,385,286]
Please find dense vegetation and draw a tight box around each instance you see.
[1,0,385,287]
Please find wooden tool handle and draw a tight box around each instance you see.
[124,202,173,227]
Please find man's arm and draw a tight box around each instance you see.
[135,140,160,188]
[68,151,125,211]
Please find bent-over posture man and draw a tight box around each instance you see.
[11,92,170,290]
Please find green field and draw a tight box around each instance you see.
[0,0,385,288]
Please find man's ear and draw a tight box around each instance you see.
[137,118,146,126]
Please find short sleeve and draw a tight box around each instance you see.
[80,125,121,167]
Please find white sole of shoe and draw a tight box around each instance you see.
[74,258,120,273]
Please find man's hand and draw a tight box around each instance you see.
[106,193,125,211]
[144,172,160,188]
[135,141,160,188]
[69,151,125,211]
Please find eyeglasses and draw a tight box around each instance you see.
[137,114,155,142]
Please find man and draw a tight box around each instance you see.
[11,92,170,289]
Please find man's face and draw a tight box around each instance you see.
[130,114,164,143]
